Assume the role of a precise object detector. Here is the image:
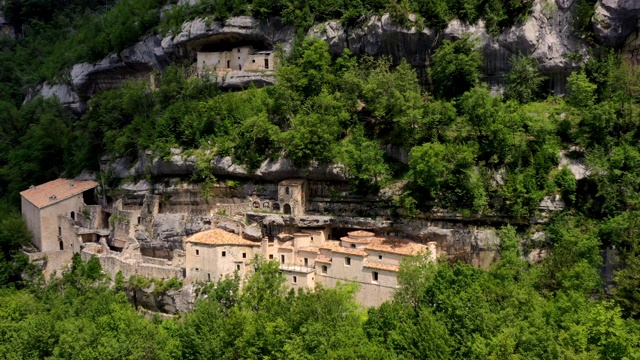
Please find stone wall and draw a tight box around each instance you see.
[81,250,184,281]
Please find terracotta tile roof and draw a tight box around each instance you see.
[347,230,375,238]
[365,237,427,256]
[321,241,368,257]
[298,246,320,253]
[315,256,332,264]
[293,232,309,236]
[364,261,400,272]
[20,179,98,209]
[340,236,373,244]
[186,229,260,247]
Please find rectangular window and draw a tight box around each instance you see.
[310,236,314,242]
[281,254,285,264]
[304,258,308,267]
[242,252,247,259]
[321,265,327,274]
[264,58,269,69]
[345,257,351,266]
[58,226,62,236]
[195,249,199,256]
[372,272,379,283]
[269,254,274,260]
[378,255,382,260]
[222,251,226,257]
[236,264,241,271]
[350,243,356,248]
[292,275,297,284]
[207,273,211,281]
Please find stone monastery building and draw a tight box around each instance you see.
[22,178,437,307]
[197,46,275,75]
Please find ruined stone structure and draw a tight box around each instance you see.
[278,179,307,216]
[197,46,275,75]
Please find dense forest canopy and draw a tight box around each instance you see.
[1,0,640,358]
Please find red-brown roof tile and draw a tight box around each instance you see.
[186,229,261,247]
[20,179,98,209]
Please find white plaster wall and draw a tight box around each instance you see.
[284,271,315,291]
[366,250,404,266]
[185,242,256,283]
[21,197,41,249]
[295,251,317,267]
[40,195,85,252]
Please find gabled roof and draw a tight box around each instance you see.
[20,179,98,209]
[186,228,261,247]
[365,237,427,256]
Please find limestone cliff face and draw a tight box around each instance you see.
[594,0,640,47]
[309,0,588,95]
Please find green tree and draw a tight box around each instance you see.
[505,54,547,103]
[431,36,483,99]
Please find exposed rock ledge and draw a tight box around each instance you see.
[594,0,640,47]
[103,152,347,182]
[310,0,588,94]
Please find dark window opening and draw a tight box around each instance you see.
[272,203,280,211]
[264,58,269,69]
[196,249,200,256]
[269,254,274,259]
[227,60,230,68]
[242,252,247,259]
[208,273,211,281]
[222,251,226,257]
[70,211,75,221]
[292,275,297,284]
[321,265,327,274]
[372,272,379,282]
[378,255,383,260]
[350,243,356,248]
[236,264,241,271]
[345,257,351,266]
[283,204,292,215]
[285,187,289,195]
[304,258,308,267]
[58,226,62,236]
[59,241,64,251]
[281,254,285,264]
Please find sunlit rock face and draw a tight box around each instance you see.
[310,0,588,95]
[594,0,640,48]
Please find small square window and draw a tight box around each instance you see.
[292,275,297,284]
[222,251,226,257]
[372,271,379,283]
[195,249,199,256]
[378,255,382,260]
[350,243,356,248]
[252,59,255,63]
[321,265,327,274]
[311,236,314,241]
[345,257,351,266]
[195,268,199,271]
[269,254,274,259]
[242,252,247,259]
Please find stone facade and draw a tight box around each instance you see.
[197,46,275,74]
[278,179,307,216]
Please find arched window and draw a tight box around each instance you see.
[59,241,64,251]
[283,204,292,215]
[253,201,260,209]
[263,201,270,208]
[272,203,280,211]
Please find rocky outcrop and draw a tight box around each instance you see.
[103,152,347,182]
[23,82,84,113]
[163,16,295,56]
[126,283,196,314]
[216,70,276,89]
[141,214,186,256]
[310,0,588,95]
[71,35,169,96]
[242,224,263,241]
[594,0,640,47]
